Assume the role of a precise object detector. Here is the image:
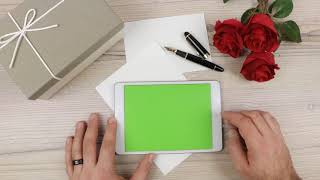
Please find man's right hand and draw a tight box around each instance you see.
[223,111,300,180]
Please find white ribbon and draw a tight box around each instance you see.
[0,0,64,81]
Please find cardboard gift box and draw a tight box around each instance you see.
[0,0,123,100]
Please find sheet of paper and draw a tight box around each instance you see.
[124,13,210,73]
[154,153,191,175]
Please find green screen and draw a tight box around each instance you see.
[124,83,213,152]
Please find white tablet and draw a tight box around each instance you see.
[114,81,222,154]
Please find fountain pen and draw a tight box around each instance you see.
[165,46,224,72]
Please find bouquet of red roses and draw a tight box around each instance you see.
[213,0,301,82]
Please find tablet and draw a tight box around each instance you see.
[114,81,222,154]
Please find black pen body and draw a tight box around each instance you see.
[184,32,210,59]
[175,50,224,72]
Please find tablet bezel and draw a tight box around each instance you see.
[114,81,222,154]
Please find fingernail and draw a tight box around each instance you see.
[226,129,237,138]
[76,121,84,129]
[108,118,116,124]
[90,113,99,119]
[66,136,72,143]
[148,154,155,163]
[223,123,232,129]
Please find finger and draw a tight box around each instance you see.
[72,121,87,174]
[65,136,74,177]
[226,129,249,175]
[241,110,272,136]
[83,113,99,168]
[131,154,155,180]
[98,117,117,168]
[260,111,282,135]
[223,111,262,147]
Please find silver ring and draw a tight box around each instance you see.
[72,159,83,166]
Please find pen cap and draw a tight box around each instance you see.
[184,32,210,59]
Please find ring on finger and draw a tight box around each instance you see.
[73,159,84,166]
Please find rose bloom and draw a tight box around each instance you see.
[241,52,280,82]
[213,19,244,58]
[243,14,279,52]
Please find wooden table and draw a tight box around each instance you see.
[0,0,320,179]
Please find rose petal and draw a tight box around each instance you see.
[213,19,244,58]
[241,52,279,82]
[243,14,280,52]
[221,19,244,30]
[247,14,277,34]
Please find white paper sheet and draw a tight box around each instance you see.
[124,13,210,73]
[154,153,191,175]
[96,14,211,175]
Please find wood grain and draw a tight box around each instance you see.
[0,0,320,179]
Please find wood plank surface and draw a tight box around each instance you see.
[0,0,320,179]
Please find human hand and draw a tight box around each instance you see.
[65,113,155,180]
[223,111,300,180]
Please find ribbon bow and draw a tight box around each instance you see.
[0,0,64,80]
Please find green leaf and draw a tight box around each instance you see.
[223,0,230,3]
[274,23,282,43]
[279,20,302,43]
[275,23,282,38]
[269,0,293,18]
[241,8,257,24]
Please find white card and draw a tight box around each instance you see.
[154,153,191,175]
[124,13,210,73]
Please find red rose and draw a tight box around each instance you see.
[213,19,244,58]
[241,52,280,82]
[243,14,279,52]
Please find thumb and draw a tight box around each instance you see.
[131,154,155,180]
[226,128,249,174]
